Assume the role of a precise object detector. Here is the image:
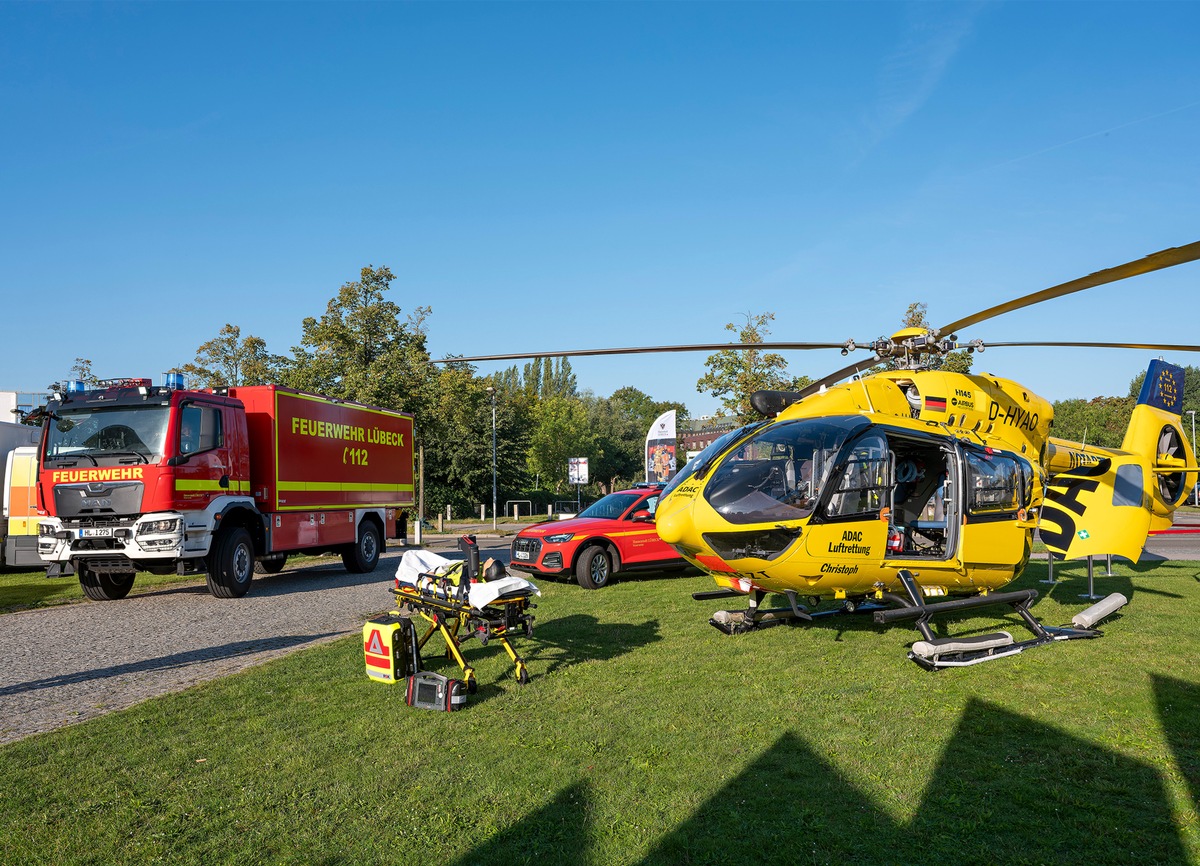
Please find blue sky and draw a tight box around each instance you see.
[2,2,1199,416]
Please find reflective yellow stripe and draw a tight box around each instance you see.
[607,530,659,538]
[175,479,251,493]
[277,482,415,493]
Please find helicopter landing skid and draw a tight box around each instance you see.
[701,588,884,636]
[874,570,1128,671]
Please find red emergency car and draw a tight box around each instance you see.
[509,483,688,588]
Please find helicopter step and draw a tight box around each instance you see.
[876,570,1128,671]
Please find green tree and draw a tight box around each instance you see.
[1048,395,1137,448]
[68,358,100,386]
[285,266,434,413]
[180,324,284,388]
[697,312,807,422]
[527,395,597,492]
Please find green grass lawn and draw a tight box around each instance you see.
[1,559,1197,865]
[0,555,347,612]
[0,567,200,611]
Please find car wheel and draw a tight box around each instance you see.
[575,544,611,589]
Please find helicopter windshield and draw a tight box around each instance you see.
[43,404,170,464]
[661,420,768,500]
[702,416,870,524]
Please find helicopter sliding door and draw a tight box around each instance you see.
[955,445,1033,587]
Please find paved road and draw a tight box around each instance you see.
[0,538,513,745]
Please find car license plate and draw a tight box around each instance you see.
[80,528,114,538]
[515,550,530,560]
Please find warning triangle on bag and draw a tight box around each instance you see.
[366,629,385,656]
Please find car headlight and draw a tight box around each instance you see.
[544,532,574,543]
[138,518,181,535]
[38,522,57,537]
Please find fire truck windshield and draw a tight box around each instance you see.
[44,405,170,464]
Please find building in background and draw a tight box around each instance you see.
[0,390,48,423]
[677,416,738,463]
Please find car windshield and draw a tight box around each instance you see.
[43,405,170,463]
[702,415,870,524]
[577,492,641,520]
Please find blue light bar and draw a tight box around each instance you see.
[163,372,186,390]
[65,380,86,394]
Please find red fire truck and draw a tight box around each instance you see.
[35,377,414,600]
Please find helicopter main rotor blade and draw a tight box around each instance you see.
[795,354,884,400]
[984,341,1200,352]
[937,240,1200,337]
[436,342,849,364]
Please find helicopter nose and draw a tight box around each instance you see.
[655,495,693,545]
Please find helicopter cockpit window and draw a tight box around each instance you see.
[702,416,869,525]
[964,450,1023,516]
[661,420,768,500]
[826,432,891,519]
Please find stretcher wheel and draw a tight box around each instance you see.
[518,668,530,685]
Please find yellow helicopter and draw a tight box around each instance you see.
[445,241,1200,668]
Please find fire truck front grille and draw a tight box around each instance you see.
[54,481,144,519]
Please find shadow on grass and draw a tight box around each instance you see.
[526,613,662,675]
[633,700,1184,866]
[1153,674,1199,814]
[0,576,66,611]
[451,781,592,866]
[0,632,338,697]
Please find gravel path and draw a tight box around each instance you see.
[0,539,512,745]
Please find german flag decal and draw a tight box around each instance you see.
[924,395,947,412]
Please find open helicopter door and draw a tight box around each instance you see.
[954,444,1036,589]
[880,432,959,568]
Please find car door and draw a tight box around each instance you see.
[619,494,675,564]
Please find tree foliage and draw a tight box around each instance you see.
[172,266,704,514]
[180,324,284,388]
[1047,396,1136,448]
[697,312,808,422]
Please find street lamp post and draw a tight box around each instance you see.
[487,386,498,530]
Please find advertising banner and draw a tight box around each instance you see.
[645,409,677,483]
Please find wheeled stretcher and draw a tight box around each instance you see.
[389,536,539,692]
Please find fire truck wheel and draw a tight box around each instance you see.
[575,545,612,589]
[206,526,254,598]
[254,556,287,574]
[78,565,135,601]
[343,521,381,573]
